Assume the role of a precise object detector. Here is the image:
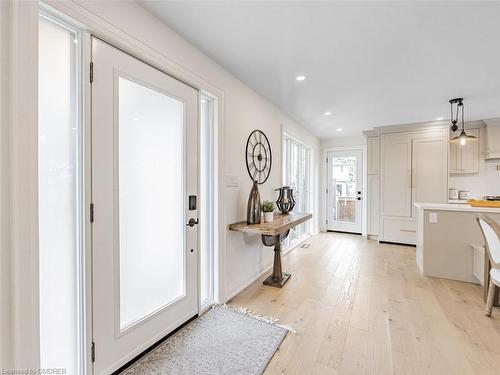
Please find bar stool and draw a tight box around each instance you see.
[476,214,500,317]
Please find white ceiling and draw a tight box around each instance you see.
[139,1,500,139]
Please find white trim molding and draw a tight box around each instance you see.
[2,0,41,368]
[0,0,13,368]
[321,145,367,236]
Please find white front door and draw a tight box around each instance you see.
[91,38,199,374]
[326,150,363,234]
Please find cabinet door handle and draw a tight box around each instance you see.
[400,229,416,233]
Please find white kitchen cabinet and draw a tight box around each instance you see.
[379,128,448,244]
[411,133,448,217]
[380,133,412,218]
[449,128,479,174]
[472,244,485,286]
[380,217,417,245]
[367,175,379,235]
[367,136,380,175]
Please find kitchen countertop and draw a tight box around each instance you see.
[414,202,500,214]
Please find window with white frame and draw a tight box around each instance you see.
[282,134,311,247]
[200,93,217,308]
[38,11,84,374]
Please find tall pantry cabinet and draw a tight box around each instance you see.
[366,136,380,237]
[366,126,448,245]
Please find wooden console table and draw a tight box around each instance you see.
[229,213,312,288]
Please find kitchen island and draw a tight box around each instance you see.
[415,203,500,286]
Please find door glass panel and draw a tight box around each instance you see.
[200,94,215,307]
[331,156,357,223]
[118,77,184,330]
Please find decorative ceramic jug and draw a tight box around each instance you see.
[247,180,261,224]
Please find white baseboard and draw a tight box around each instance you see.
[224,265,272,302]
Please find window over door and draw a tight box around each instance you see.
[282,134,312,247]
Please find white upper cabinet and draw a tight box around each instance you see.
[380,133,412,217]
[449,128,480,174]
[367,136,380,175]
[411,132,448,217]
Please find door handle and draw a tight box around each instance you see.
[186,218,199,227]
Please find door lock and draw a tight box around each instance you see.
[186,218,199,227]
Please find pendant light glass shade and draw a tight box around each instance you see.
[450,130,478,146]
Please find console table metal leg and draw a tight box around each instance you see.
[262,230,291,288]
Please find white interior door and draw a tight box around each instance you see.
[91,38,198,374]
[327,150,363,233]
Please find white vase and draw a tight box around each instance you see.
[263,211,274,223]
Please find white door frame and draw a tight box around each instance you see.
[322,145,367,236]
[11,1,225,370]
[46,5,221,373]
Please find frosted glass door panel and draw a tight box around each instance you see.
[118,77,185,330]
[39,16,81,374]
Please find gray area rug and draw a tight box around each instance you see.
[120,305,290,375]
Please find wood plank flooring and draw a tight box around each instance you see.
[228,232,500,375]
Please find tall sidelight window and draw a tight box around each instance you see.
[200,93,216,308]
[282,133,312,247]
[38,13,83,374]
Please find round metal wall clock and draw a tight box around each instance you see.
[245,130,272,184]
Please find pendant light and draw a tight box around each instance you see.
[449,98,477,146]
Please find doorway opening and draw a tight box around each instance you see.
[326,149,364,234]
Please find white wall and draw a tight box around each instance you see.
[1,0,40,368]
[319,136,367,232]
[11,0,320,330]
[449,128,500,199]
[0,1,12,368]
[321,135,366,149]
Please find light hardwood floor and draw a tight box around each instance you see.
[228,232,500,375]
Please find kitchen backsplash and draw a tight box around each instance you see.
[449,160,500,199]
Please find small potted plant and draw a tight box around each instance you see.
[262,200,275,223]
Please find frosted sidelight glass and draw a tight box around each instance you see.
[39,16,81,375]
[118,77,185,330]
[200,94,215,307]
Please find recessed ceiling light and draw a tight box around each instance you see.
[436,117,445,121]
[295,75,306,81]
[133,117,140,121]
[336,128,343,132]
[324,111,332,116]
